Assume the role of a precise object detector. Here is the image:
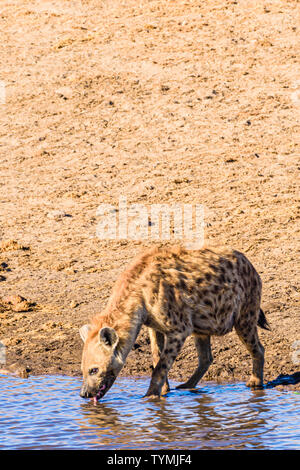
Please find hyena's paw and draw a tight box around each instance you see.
[142,393,164,400]
[161,384,170,395]
[246,376,263,389]
[175,381,197,390]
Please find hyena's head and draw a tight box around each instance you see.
[79,324,123,402]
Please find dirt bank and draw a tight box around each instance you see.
[0,0,299,391]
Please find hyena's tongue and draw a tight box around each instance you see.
[93,384,106,405]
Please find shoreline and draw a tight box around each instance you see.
[1,367,299,393]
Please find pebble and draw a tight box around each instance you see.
[0,240,28,252]
[2,295,32,312]
[55,87,73,100]
[47,210,68,220]
[2,295,26,305]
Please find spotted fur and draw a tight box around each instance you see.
[80,245,268,399]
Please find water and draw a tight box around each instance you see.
[0,374,299,450]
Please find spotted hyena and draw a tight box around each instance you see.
[79,245,269,401]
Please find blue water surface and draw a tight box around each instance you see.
[0,374,299,449]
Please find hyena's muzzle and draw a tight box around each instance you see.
[80,372,117,401]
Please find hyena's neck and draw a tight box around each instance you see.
[114,310,144,366]
[101,302,147,367]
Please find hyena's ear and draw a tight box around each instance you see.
[99,327,119,349]
[79,324,91,343]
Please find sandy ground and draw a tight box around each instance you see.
[0,0,299,391]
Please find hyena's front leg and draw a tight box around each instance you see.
[145,332,187,398]
[148,328,170,395]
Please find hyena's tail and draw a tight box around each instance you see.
[257,308,271,331]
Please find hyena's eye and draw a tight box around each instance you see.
[89,368,99,375]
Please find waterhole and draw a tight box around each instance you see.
[0,374,299,449]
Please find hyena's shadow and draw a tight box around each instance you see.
[266,372,300,388]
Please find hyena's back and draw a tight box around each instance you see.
[80,244,268,399]
[132,246,263,337]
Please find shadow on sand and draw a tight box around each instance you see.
[266,372,300,388]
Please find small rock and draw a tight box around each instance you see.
[0,262,8,271]
[12,301,32,312]
[2,295,33,312]
[0,363,30,378]
[47,210,69,221]
[2,294,26,305]
[55,87,73,100]
[0,240,29,252]
[70,300,79,309]
[18,368,30,379]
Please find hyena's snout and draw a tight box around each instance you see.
[80,382,94,398]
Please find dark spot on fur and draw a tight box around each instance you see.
[167,286,175,301]
[199,314,208,319]
[242,266,249,276]
[212,284,220,294]
[209,264,219,272]
[204,298,213,307]
[226,260,233,270]
[177,279,187,290]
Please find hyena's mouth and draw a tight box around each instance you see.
[93,384,106,404]
[92,373,116,404]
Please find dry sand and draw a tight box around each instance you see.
[0,0,299,390]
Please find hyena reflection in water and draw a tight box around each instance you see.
[79,245,270,401]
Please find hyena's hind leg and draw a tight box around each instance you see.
[176,335,213,389]
[235,312,265,389]
[148,328,170,395]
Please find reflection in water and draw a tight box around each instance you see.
[0,374,299,449]
[77,378,299,450]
